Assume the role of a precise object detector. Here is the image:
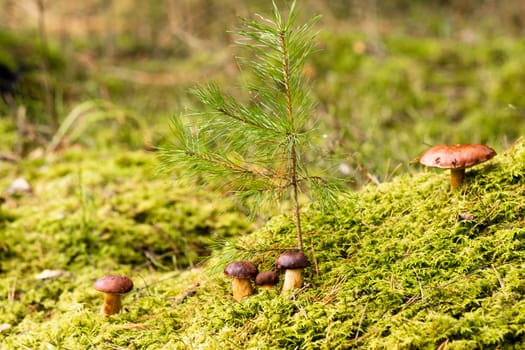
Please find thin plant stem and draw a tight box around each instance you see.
[36,0,57,132]
[279,28,303,252]
[355,300,369,340]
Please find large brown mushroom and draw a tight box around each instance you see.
[418,144,496,190]
[276,251,310,293]
[224,261,258,301]
[93,275,134,316]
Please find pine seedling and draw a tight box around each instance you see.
[161,1,339,252]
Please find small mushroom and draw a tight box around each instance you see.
[224,261,258,301]
[418,144,496,190]
[255,270,279,290]
[93,275,134,316]
[276,251,310,293]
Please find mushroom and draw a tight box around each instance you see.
[255,270,279,290]
[93,275,134,316]
[224,261,258,301]
[276,251,310,293]
[417,144,496,190]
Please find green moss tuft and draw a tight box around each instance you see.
[3,136,525,348]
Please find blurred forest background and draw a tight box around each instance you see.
[1,0,525,187]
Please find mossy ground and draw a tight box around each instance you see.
[2,1,525,349]
[2,137,525,349]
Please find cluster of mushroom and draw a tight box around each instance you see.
[91,251,311,313]
[224,251,310,301]
[417,143,497,190]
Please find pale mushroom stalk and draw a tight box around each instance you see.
[281,269,303,292]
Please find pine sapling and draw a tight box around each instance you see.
[161,1,339,253]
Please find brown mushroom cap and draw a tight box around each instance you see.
[276,251,310,270]
[418,144,496,169]
[255,270,279,286]
[224,261,258,279]
[94,275,134,294]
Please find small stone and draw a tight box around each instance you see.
[457,213,475,221]
[35,269,66,280]
[7,177,32,195]
[338,163,352,175]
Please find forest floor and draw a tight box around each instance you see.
[1,1,525,348]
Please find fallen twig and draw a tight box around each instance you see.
[491,264,507,297]
[355,300,369,340]
[0,153,18,163]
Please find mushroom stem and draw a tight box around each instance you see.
[282,269,303,292]
[259,285,275,290]
[450,168,466,190]
[101,293,122,316]
[231,278,253,301]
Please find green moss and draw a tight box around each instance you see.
[0,145,252,344]
[3,137,525,348]
[1,148,251,272]
[3,4,525,347]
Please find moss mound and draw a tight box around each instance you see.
[2,138,525,348]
